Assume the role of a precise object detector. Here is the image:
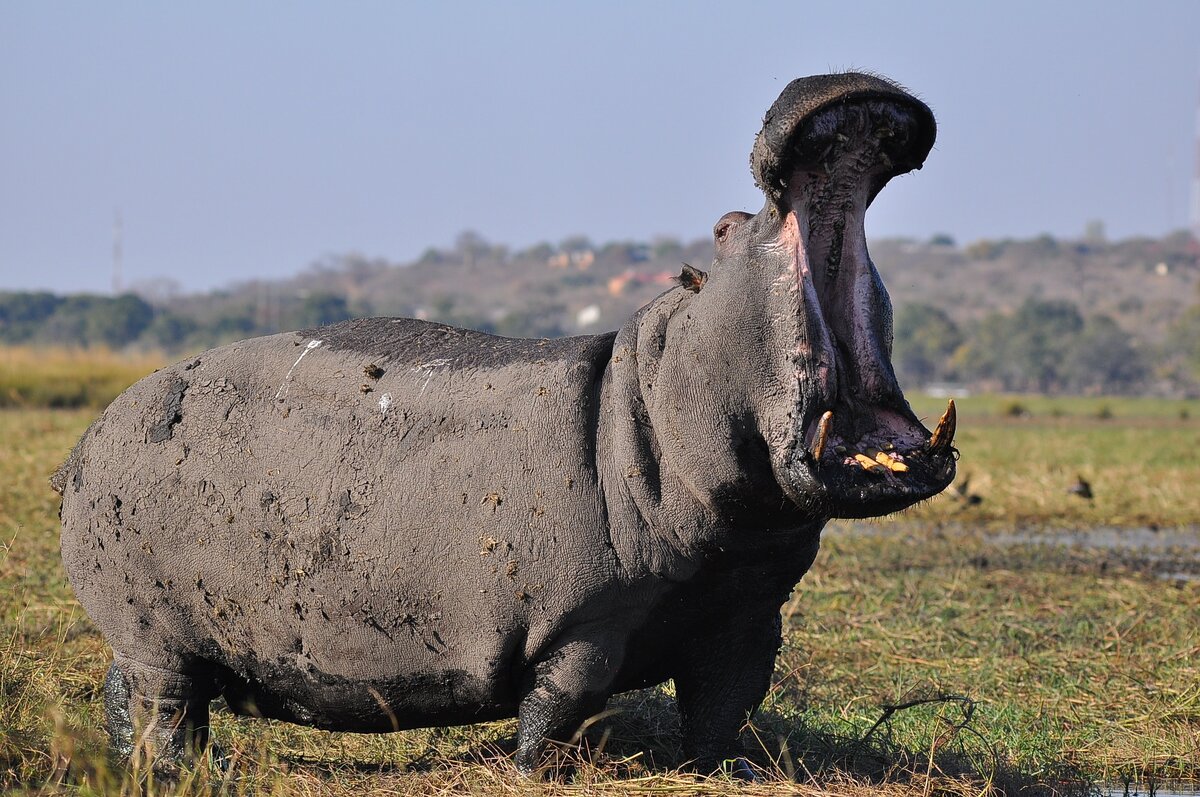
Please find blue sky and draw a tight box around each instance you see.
[2,1,1199,294]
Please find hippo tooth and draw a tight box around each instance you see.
[873,451,908,472]
[811,411,833,460]
[853,453,886,472]
[927,398,957,454]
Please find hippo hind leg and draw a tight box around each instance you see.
[104,655,215,775]
[515,634,624,775]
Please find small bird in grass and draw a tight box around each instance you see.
[1067,475,1093,500]
[951,473,983,506]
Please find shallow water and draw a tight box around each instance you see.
[992,526,1200,553]
[991,525,1200,582]
[1100,785,1199,797]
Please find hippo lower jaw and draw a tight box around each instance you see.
[768,96,956,518]
[783,398,956,518]
[776,361,957,520]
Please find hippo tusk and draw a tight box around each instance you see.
[811,411,833,461]
[927,399,957,454]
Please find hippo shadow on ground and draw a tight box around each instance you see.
[268,685,1094,795]
[740,697,1095,797]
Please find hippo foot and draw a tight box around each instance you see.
[513,745,578,782]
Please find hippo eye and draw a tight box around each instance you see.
[714,221,734,242]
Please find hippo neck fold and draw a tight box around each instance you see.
[596,291,825,583]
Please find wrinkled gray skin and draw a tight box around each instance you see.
[56,72,954,776]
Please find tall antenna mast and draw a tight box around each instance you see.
[1192,77,1200,242]
[112,209,124,294]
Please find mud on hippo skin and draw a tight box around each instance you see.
[56,71,955,778]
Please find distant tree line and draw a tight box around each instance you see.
[0,290,355,351]
[4,227,1200,397]
[3,288,1197,397]
[0,292,156,349]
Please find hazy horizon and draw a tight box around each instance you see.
[3,1,1199,295]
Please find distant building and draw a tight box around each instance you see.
[923,382,971,399]
[576,304,601,327]
[607,269,674,296]
[547,250,595,270]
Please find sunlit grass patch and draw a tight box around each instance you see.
[908,393,1200,422]
[795,526,1200,783]
[902,393,1200,528]
[0,346,163,409]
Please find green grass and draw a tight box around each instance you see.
[2,395,1198,795]
[902,394,1200,529]
[785,527,1200,784]
[908,393,1200,422]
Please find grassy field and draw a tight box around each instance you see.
[0,346,164,409]
[906,393,1200,529]
[1,354,1197,795]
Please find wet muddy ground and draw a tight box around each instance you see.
[1101,785,1200,797]
[840,519,1200,583]
[991,525,1200,583]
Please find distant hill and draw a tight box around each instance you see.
[3,230,1199,396]
[871,232,1200,346]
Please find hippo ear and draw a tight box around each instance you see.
[678,263,708,293]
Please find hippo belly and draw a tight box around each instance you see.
[210,622,525,732]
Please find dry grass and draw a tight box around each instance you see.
[791,525,1200,784]
[0,346,165,409]
[2,395,1197,795]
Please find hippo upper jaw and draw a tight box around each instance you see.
[753,77,954,519]
[606,73,953,539]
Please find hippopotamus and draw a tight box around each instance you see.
[55,72,955,776]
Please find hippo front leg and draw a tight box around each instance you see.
[514,634,623,775]
[673,611,783,778]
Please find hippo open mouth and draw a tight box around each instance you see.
[757,82,956,517]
